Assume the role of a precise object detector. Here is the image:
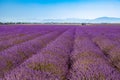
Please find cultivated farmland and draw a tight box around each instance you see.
[0,24,120,80]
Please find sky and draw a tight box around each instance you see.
[0,0,120,22]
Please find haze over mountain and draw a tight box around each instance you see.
[42,17,120,23]
[1,17,120,23]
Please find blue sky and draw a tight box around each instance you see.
[0,0,120,22]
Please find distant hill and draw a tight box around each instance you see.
[92,17,120,23]
[1,17,120,23]
[42,17,120,23]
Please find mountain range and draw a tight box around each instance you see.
[42,17,120,23]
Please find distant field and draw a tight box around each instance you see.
[0,24,120,80]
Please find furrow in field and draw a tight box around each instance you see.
[0,30,45,42]
[0,29,66,78]
[83,27,120,72]
[67,28,120,80]
[0,33,28,42]
[84,27,120,43]
[0,31,51,51]
[92,35,120,71]
[3,28,75,80]
[0,26,54,42]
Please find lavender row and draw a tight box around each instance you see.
[82,26,120,71]
[0,31,50,51]
[3,28,75,80]
[0,27,53,42]
[0,25,52,38]
[0,33,28,42]
[0,24,68,35]
[84,27,120,67]
[68,28,120,80]
[92,35,120,71]
[0,30,65,78]
[84,27,120,43]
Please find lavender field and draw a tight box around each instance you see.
[0,24,120,80]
